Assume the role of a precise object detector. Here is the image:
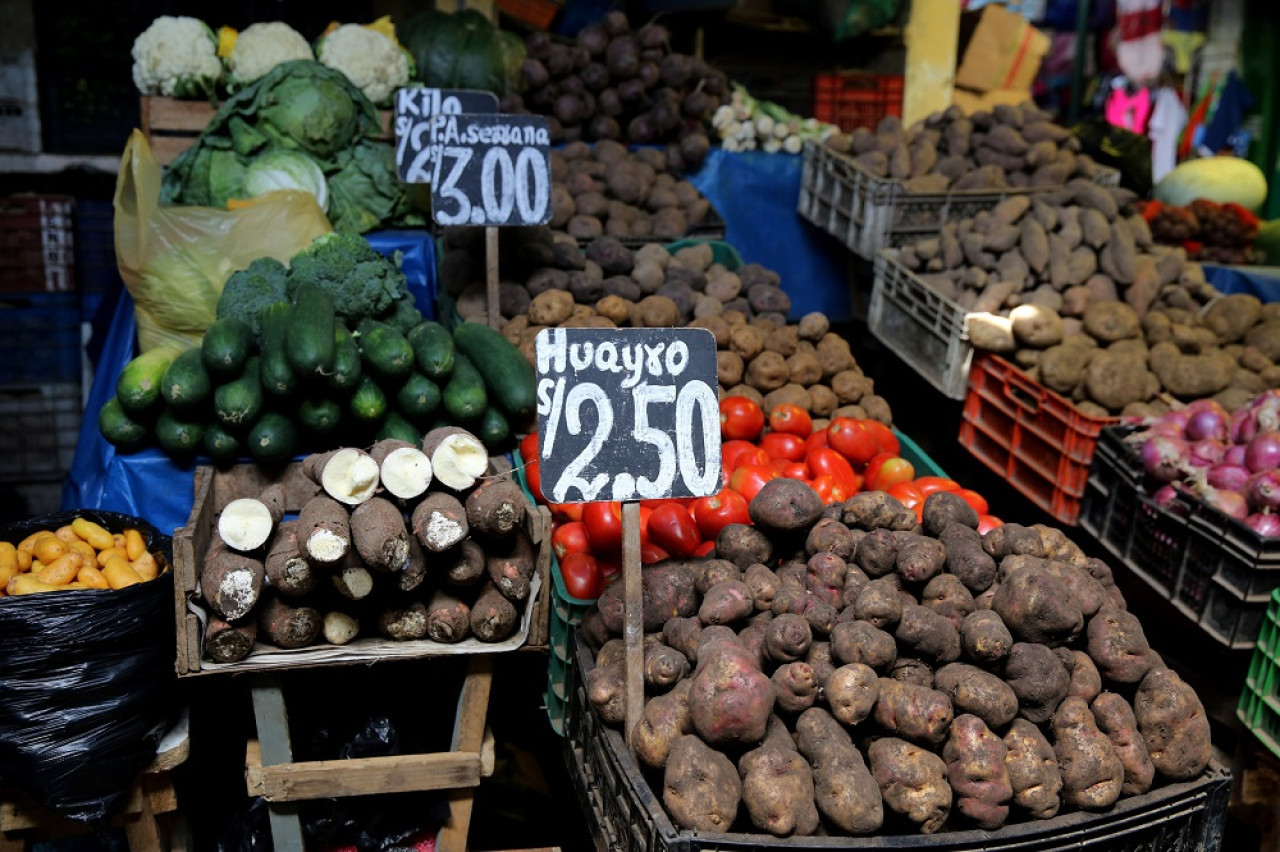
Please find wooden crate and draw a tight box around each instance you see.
[140,97,396,166]
[173,458,549,676]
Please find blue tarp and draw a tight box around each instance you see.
[689,148,853,322]
[61,230,436,535]
[1203,264,1280,303]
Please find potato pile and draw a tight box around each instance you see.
[198,429,535,662]
[825,105,1109,193]
[579,485,1213,837]
[514,10,720,166]
[549,140,716,241]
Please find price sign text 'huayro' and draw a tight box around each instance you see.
[535,328,722,504]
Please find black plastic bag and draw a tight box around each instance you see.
[0,509,180,824]
[1071,116,1154,197]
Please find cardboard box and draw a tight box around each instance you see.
[954,4,1050,93]
[952,85,1033,114]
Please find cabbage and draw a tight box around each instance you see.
[245,149,329,211]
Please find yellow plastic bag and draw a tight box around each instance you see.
[113,130,332,352]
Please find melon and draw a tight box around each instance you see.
[1154,156,1269,212]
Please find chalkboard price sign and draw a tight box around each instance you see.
[535,327,722,504]
[394,87,499,182]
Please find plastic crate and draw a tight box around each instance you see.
[812,71,903,133]
[958,353,1118,526]
[496,0,561,29]
[868,249,972,400]
[797,141,1121,261]
[0,292,84,386]
[566,633,1231,852]
[0,383,82,484]
[1080,424,1280,650]
[0,195,74,294]
[1239,590,1280,759]
[74,199,122,299]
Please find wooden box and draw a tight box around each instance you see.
[173,458,550,676]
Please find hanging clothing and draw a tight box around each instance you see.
[1200,71,1255,154]
[1115,0,1165,85]
[1106,83,1153,133]
[1147,87,1187,182]
[1162,0,1209,73]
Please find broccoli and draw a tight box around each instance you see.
[378,295,424,335]
[216,256,289,336]
[286,232,411,325]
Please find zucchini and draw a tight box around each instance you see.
[407,320,455,380]
[299,396,343,435]
[98,396,149,453]
[376,411,422,444]
[327,325,363,394]
[356,318,415,383]
[395,372,442,420]
[476,405,510,448]
[201,317,254,379]
[154,408,204,456]
[246,411,298,464]
[285,282,337,378]
[159,347,212,415]
[214,356,264,431]
[452,321,535,418]
[117,346,181,415]
[202,421,242,466]
[349,375,388,423]
[258,301,298,397]
[442,352,486,422]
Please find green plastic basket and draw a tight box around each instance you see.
[894,426,946,479]
[1238,588,1280,759]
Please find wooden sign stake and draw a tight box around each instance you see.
[485,226,501,330]
[622,501,644,755]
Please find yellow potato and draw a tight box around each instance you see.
[102,556,143,590]
[33,535,67,564]
[123,528,147,561]
[76,563,110,590]
[8,574,70,595]
[71,517,115,551]
[67,540,96,562]
[96,545,129,567]
[0,542,16,585]
[54,525,83,544]
[37,552,83,585]
[131,551,159,582]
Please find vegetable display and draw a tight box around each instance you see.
[576,477,1212,837]
[1,517,169,595]
[1137,198,1261,265]
[131,15,223,99]
[711,84,836,155]
[399,8,525,101]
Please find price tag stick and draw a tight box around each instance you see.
[485,226,501,330]
[622,500,644,755]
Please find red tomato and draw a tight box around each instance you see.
[525,459,545,504]
[770,457,792,475]
[811,474,851,505]
[806,447,860,492]
[518,432,539,463]
[958,489,990,516]
[582,502,623,555]
[886,480,924,509]
[781,462,809,481]
[864,453,915,491]
[722,440,764,472]
[720,396,766,441]
[804,430,830,456]
[641,543,670,564]
[648,503,703,558]
[694,540,716,557]
[863,419,899,456]
[759,432,807,463]
[551,521,591,561]
[914,476,960,496]
[769,403,813,437]
[549,502,583,523]
[559,552,603,600]
[597,558,621,581]
[692,488,751,541]
[639,505,653,546]
[728,464,778,503]
[827,418,880,466]
[977,514,1004,535]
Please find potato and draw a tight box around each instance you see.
[992,562,1084,647]
[1091,691,1154,796]
[935,663,1018,729]
[1086,607,1154,684]
[896,537,948,585]
[1066,649,1103,703]
[1005,642,1070,724]
[844,492,918,532]
[772,661,820,713]
[1038,343,1093,394]
[940,524,997,593]
[1086,349,1157,410]
[896,604,961,665]
[633,680,694,769]
[630,295,681,328]
[795,708,884,834]
[961,609,1013,665]
[944,714,1013,829]
[1133,666,1211,781]
[873,678,954,745]
[765,612,813,664]
[1010,304,1065,348]
[1052,696,1124,810]
[663,734,742,830]
[967,313,1017,353]
[826,663,879,726]
[868,737,951,834]
[688,637,775,746]
[921,492,978,536]
[1003,718,1063,819]
[1083,300,1140,342]
[738,739,820,837]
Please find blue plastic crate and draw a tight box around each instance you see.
[0,292,83,385]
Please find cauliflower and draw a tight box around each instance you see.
[228,22,313,88]
[131,16,223,98]
[316,24,411,106]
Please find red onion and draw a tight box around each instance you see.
[1231,408,1260,444]
[1247,470,1280,511]
[1188,439,1226,468]
[1244,432,1280,473]
[1152,484,1180,508]
[1139,435,1189,482]
[1256,391,1280,433]
[1244,513,1280,537]
[1203,486,1250,520]
[1184,401,1230,442]
[1207,463,1252,492]
[1224,444,1248,467]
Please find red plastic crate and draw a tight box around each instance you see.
[496,0,561,29]
[958,352,1118,526]
[812,71,903,133]
[0,195,74,293]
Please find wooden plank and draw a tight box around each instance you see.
[141,97,216,131]
[622,502,643,753]
[149,135,199,167]
[528,503,552,647]
[486,226,501,329]
[249,750,482,801]
[902,0,960,126]
[438,655,495,852]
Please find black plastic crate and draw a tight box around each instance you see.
[0,383,82,484]
[566,635,1230,852]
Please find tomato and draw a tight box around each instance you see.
[694,540,716,557]
[639,505,653,546]
[914,476,960,496]
[770,457,793,476]
[958,489,990,516]
[886,480,924,508]
[781,462,809,481]
[977,514,1004,535]
[768,404,813,437]
[721,440,760,472]
[827,418,880,466]
[518,432,539,463]
[804,430,830,456]
[720,396,765,441]
[863,419,899,456]
[597,558,621,581]
[811,474,851,505]
[559,552,603,600]
[759,431,807,463]
[692,488,751,541]
[549,502,583,523]
[806,447,860,492]
[525,459,545,504]
[728,464,778,503]
[582,502,623,555]
[641,542,670,564]
[864,453,915,491]
[551,521,591,561]
[648,503,703,558]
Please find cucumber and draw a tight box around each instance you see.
[202,421,242,466]
[452,321,536,418]
[285,282,337,378]
[349,375,388,423]
[214,356,264,431]
[159,347,212,415]
[327,325,363,394]
[395,372,442,420]
[442,352,486,422]
[376,410,422,444]
[201,317,254,379]
[476,405,511,448]
[356,318,415,382]
[258,301,298,397]
[98,396,149,453]
[117,346,181,415]
[154,408,205,456]
[407,320,455,380]
[246,411,298,464]
[299,396,342,435]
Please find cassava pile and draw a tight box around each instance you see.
[579,482,1212,837]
